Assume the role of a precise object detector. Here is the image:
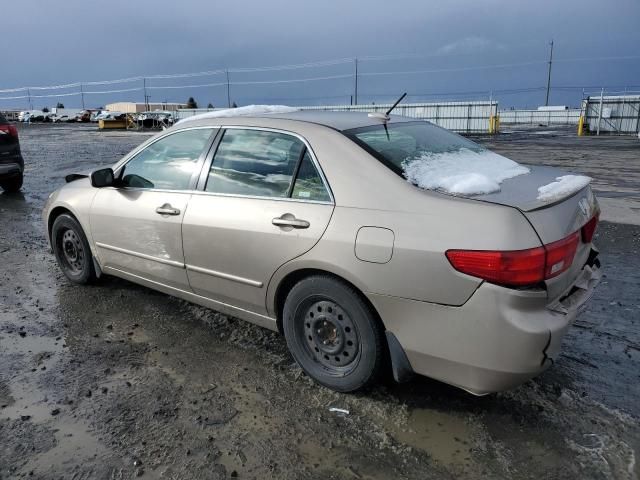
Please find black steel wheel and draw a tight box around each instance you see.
[51,213,96,284]
[283,275,384,392]
[300,300,360,373]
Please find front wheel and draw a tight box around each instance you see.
[283,275,384,392]
[51,214,96,284]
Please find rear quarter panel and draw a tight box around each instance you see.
[268,198,542,311]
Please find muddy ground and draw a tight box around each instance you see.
[1,124,639,479]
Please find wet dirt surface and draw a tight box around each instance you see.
[1,124,639,479]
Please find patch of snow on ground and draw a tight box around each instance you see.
[402,148,530,195]
[537,175,592,201]
[178,105,298,124]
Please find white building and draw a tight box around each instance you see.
[105,102,187,113]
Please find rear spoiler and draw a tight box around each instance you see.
[65,173,89,183]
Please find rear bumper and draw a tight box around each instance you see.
[369,251,601,395]
[0,158,23,178]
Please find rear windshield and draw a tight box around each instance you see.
[0,113,7,124]
[344,121,483,176]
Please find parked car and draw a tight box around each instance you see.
[94,111,126,122]
[74,110,91,122]
[0,113,24,192]
[18,110,45,122]
[43,110,601,394]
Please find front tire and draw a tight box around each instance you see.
[283,275,384,392]
[51,214,96,284]
[1,174,23,193]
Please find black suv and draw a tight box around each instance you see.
[0,113,24,192]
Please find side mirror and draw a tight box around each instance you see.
[90,168,115,188]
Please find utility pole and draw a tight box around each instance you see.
[226,69,231,108]
[80,83,85,110]
[354,58,359,105]
[545,40,554,106]
[143,78,149,111]
[27,88,32,110]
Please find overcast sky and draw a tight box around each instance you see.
[2,0,639,109]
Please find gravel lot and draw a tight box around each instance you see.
[1,124,639,479]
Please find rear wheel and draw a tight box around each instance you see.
[51,214,96,284]
[283,275,384,392]
[1,174,23,193]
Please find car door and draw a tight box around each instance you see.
[182,127,334,315]
[90,127,217,290]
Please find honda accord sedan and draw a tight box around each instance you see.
[43,109,601,394]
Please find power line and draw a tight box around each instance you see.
[147,82,228,90]
[228,73,353,86]
[2,52,639,95]
[360,60,546,77]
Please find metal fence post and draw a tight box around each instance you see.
[596,88,604,136]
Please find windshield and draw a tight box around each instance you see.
[344,121,529,196]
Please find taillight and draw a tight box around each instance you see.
[0,124,18,137]
[446,248,545,286]
[581,214,599,243]
[544,231,580,279]
[446,228,584,287]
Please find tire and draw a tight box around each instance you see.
[283,275,384,392]
[1,174,23,193]
[51,214,96,284]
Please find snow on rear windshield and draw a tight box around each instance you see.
[403,148,530,195]
[347,122,529,195]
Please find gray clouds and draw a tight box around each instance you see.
[2,0,639,108]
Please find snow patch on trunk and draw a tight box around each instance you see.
[537,175,592,202]
[178,105,298,124]
[402,148,530,195]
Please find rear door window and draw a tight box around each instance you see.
[205,129,304,197]
[291,151,331,202]
[205,128,332,202]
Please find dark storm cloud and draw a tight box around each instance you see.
[2,0,639,108]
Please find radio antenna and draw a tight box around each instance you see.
[385,92,407,116]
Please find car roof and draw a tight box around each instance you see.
[256,110,417,131]
[181,110,419,132]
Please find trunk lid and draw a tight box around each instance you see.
[473,165,585,214]
[471,165,597,243]
[470,165,599,301]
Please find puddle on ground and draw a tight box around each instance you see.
[385,408,475,468]
[1,333,64,421]
[0,333,64,356]
[22,419,105,477]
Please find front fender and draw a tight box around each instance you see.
[43,182,99,258]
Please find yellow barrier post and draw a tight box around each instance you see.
[488,115,499,135]
[577,115,585,136]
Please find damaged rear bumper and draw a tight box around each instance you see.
[369,249,602,395]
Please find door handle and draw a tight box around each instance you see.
[272,214,310,229]
[155,203,181,216]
